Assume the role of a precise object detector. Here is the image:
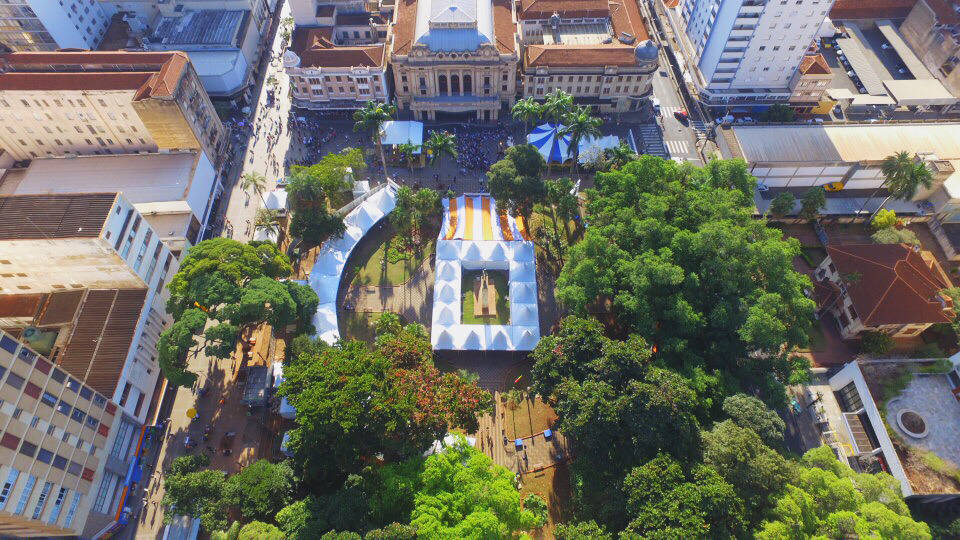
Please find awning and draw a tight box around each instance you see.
[380,121,424,147]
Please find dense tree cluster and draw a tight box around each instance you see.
[159,238,318,386]
[286,148,364,246]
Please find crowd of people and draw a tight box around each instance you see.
[451,123,511,172]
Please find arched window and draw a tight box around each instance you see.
[463,74,472,94]
[451,74,460,94]
[438,74,448,94]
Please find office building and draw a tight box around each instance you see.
[0,50,224,169]
[0,329,129,538]
[667,0,835,106]
[0,0,110,52]
[517,0,658,113]
[787,52,834,111]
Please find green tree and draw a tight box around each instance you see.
[167,454,210,477]
[872,226,919,245]
[286,148,363,211]
[375,322,434,368]
[560,105,603,174]
[859,151,934,218]
[211,522,241,540]
[364,523,417,540]
[162,469,228,532]
[860,330,895,355]
[511,96,543,135]
[290,205,347,247]
[410,437,537,539]
[604,141,637,170]
[557,157,815,387]
[391,186,442,246]
[353,101,396,180]
[276,479,370,539]
[487,144,547,222]
[543,89,574,125]
[241,171,268,206]
[238,522,285,540]
[702,420,790,516]
[721,393,785,447]
[799,186,827,220]
[254,207,281,238]
[524,494,548,527]
[555,521,613,540]
[396,142,420,172]
[621,454,746,539]
[769,192,796,218]
[279,336,492,481]
[160,239,313,386]
[225,459,295,522]
[757,446,931,539]
[761,104,796,123]
[872,208,898,230]
[322,533,362,540]
[374,312,402,337]
[542,177,577,266]
[424,130,457,169]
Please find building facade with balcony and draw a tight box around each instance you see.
[666,0,835,107]
[389,0,519,121]
[517,0,658,113]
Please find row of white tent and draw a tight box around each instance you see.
[308,183,399,344]
[431,238,541,351]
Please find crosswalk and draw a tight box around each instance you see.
[664,139,690,155]
[636,124,667,158]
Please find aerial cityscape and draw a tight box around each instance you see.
[0,0,959,538]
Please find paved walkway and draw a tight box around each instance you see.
[475,393,572,476]
[340,250,436,327]
[887,375,960,469]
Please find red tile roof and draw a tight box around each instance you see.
[826,244,954,327]
[493,0,517,53]
[798,53,832,75]
[610,0,650,42]
[926,0,960,25]
[830,0,917,19]
[0,51,189,100]
[291,27,385,68]
[391,0,418,55]
[519,0,610,19]
[526,44,638,67]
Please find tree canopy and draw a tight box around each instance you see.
[162,456,228,533]
[721,393,786,448]
[226,459,296,522]
[556,157,815,388]
[488,144,547,220]
[278,325,492,482]
[287,148,363,211]
[159,238,316,386]
[391,186,442,245]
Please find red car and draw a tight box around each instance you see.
[674,108,689,121]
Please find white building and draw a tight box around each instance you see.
[0,192,180,427]
[0,0,110,51]
[668,0,834,106]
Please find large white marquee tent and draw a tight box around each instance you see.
[430,195,541,351]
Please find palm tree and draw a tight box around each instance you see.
[424,131,457,169]
[605,141,637,169]
[861,151,934,220]
[241,171,268,206]
[254,207,281,237]
[352,101,396,181]
[511,97,543,136]
[561,106,603,175]
[397,142,419,172]
[543,90,573,126]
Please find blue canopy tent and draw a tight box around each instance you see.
[527,123,570,163]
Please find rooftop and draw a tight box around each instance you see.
[798,53,832,75]
[830,0,917,20]
[518,0,609,19]
[826,244,954,327]
[926,0,960,25]
[526,44,639,67]
[0,193,116,241]
[290,27,385,68]
[732,123,960,163]
[149,10,248,47]
[0,51,189,99]
[393,0,515,54]
[1,152,202,207]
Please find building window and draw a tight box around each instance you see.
[0,469,20,510]
[92,472,118,514]
[13,475,37,515]
[118,382,131,406]
[63,492,82,528]
[48,487,68,525]
[110,419,136,459]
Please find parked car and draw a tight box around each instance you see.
[673,108,688,121]
[823,182,844,192]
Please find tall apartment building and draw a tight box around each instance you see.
[0,329,127,538]
[0,0,110,52]
[900,0,960,102]
[669,0,835,107]
[517,0,658,113]
[0,51,224,169]
[0,193,180,427]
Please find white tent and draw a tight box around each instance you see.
[437,261,458,281]
[434,328,455,348]
[510,281,536,304]
[423,433,476,456]
[436,282,457,302]
[514,327,539,349]
[332,226,363,250]
[436,306,456,325]
[461,240,483,262]
[510,261,536,282]
[346,205,378,230]
[513,304,537,326]
[578,135,621,164]
[264,189,288,211]
[461,328,483,350]
[310,274,341,303]
[381,121,424,147]
[437,240,460,260]
[490,326,511,349]
[512,242,535,262]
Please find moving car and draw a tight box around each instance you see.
[674,108,688,121]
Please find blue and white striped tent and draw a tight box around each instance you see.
[527,123,570,163]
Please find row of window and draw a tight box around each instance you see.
[0,467,84,528]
